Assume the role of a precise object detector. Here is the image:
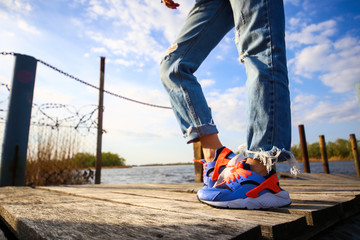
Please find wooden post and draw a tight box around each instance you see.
[95,57,105,184]
[319,135,330,174]
[298,124,310,173]
[193,142,203,183]
[349,134,360,177]
[0,54,37,186]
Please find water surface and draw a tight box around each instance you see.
[100,160,357,184]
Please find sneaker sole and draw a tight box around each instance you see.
[200,190,291,209]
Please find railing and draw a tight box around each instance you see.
[0,52,172,186]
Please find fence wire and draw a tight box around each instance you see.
[0,83,98,134]
[0,51,171,185]
[1,52,172,109]
[0,80,97,180]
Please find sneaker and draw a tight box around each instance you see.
[194,147,236,189]
[197,161,291,209]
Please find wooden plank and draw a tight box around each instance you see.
[1,173,359,240]
[40,185,308,240]
[283,201,343,226]
[0,187,261,240]
[290,192,359,201]
[272,195,359,239]
[290,173,360,181]
[279,173,360,182]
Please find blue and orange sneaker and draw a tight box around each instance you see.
[194,147,237,190]
[197,161,291,209]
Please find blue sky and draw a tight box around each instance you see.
[0,0,359,165]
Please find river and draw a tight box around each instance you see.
[100,160,358,184]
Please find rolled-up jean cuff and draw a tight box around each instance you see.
[246,146,300,175]
[185,125,219,144]
[246,147,291,163]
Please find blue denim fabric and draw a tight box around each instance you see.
[160,0,292,162]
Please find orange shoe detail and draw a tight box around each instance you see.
[225,162,252,183]
[193,159,204,164]
[246,174,282,198]
[211,148,232,181]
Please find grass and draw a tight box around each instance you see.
[25,127,94,187]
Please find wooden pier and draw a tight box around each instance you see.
[0,173,359,240]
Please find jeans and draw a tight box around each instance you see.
[160,0,295,167]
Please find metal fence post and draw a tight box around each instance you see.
[0,54,37,186]
[95,57,105,184]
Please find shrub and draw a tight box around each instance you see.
[25,127,94,186]
[71,152,126,167]
[101,152,126,167]
[73,152,96,168]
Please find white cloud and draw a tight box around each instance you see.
[291,93,360,125]
[87,0,106,19]
[100,81,176,142]
[90,47,107,54]
[287,19,336,47]
[0,31,15,38]
[33,85,74,104]
[80,1,193,66]
[0,0,32,13]
[199,79,216,88]
[284,0,301,6]
[217,36,234,56]
[0,0,40,36]
[288,17,301,27]
[16,18,41,35]
[320,67,360,93]
[207,87,247,132]
[287,18,360,93]
[291,44,330,76]
[216,55,224,60]
[113,58,144,67]
[68,0,86,8]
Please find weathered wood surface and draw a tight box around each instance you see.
[0,173,359,240]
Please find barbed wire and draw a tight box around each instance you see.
[34,103,98,130]
[32,103,98,132]
[0,82,98,133]
[0,83,10,91]
[0,51,172,110]
[0,83,10,105]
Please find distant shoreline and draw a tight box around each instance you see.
[137,162,193,167]
[89,165,133,170]
[297,157,353,162]
[90,158,354,170]
[92,162,194,169]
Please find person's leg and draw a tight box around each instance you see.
[160,0,234,162]
[197,0,297,209]
[229,0,297,174]
[200,134,222,162]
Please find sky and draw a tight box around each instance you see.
[0,0,359,166]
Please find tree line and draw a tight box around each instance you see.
[72,152,126,168]
[291,138,359,160]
